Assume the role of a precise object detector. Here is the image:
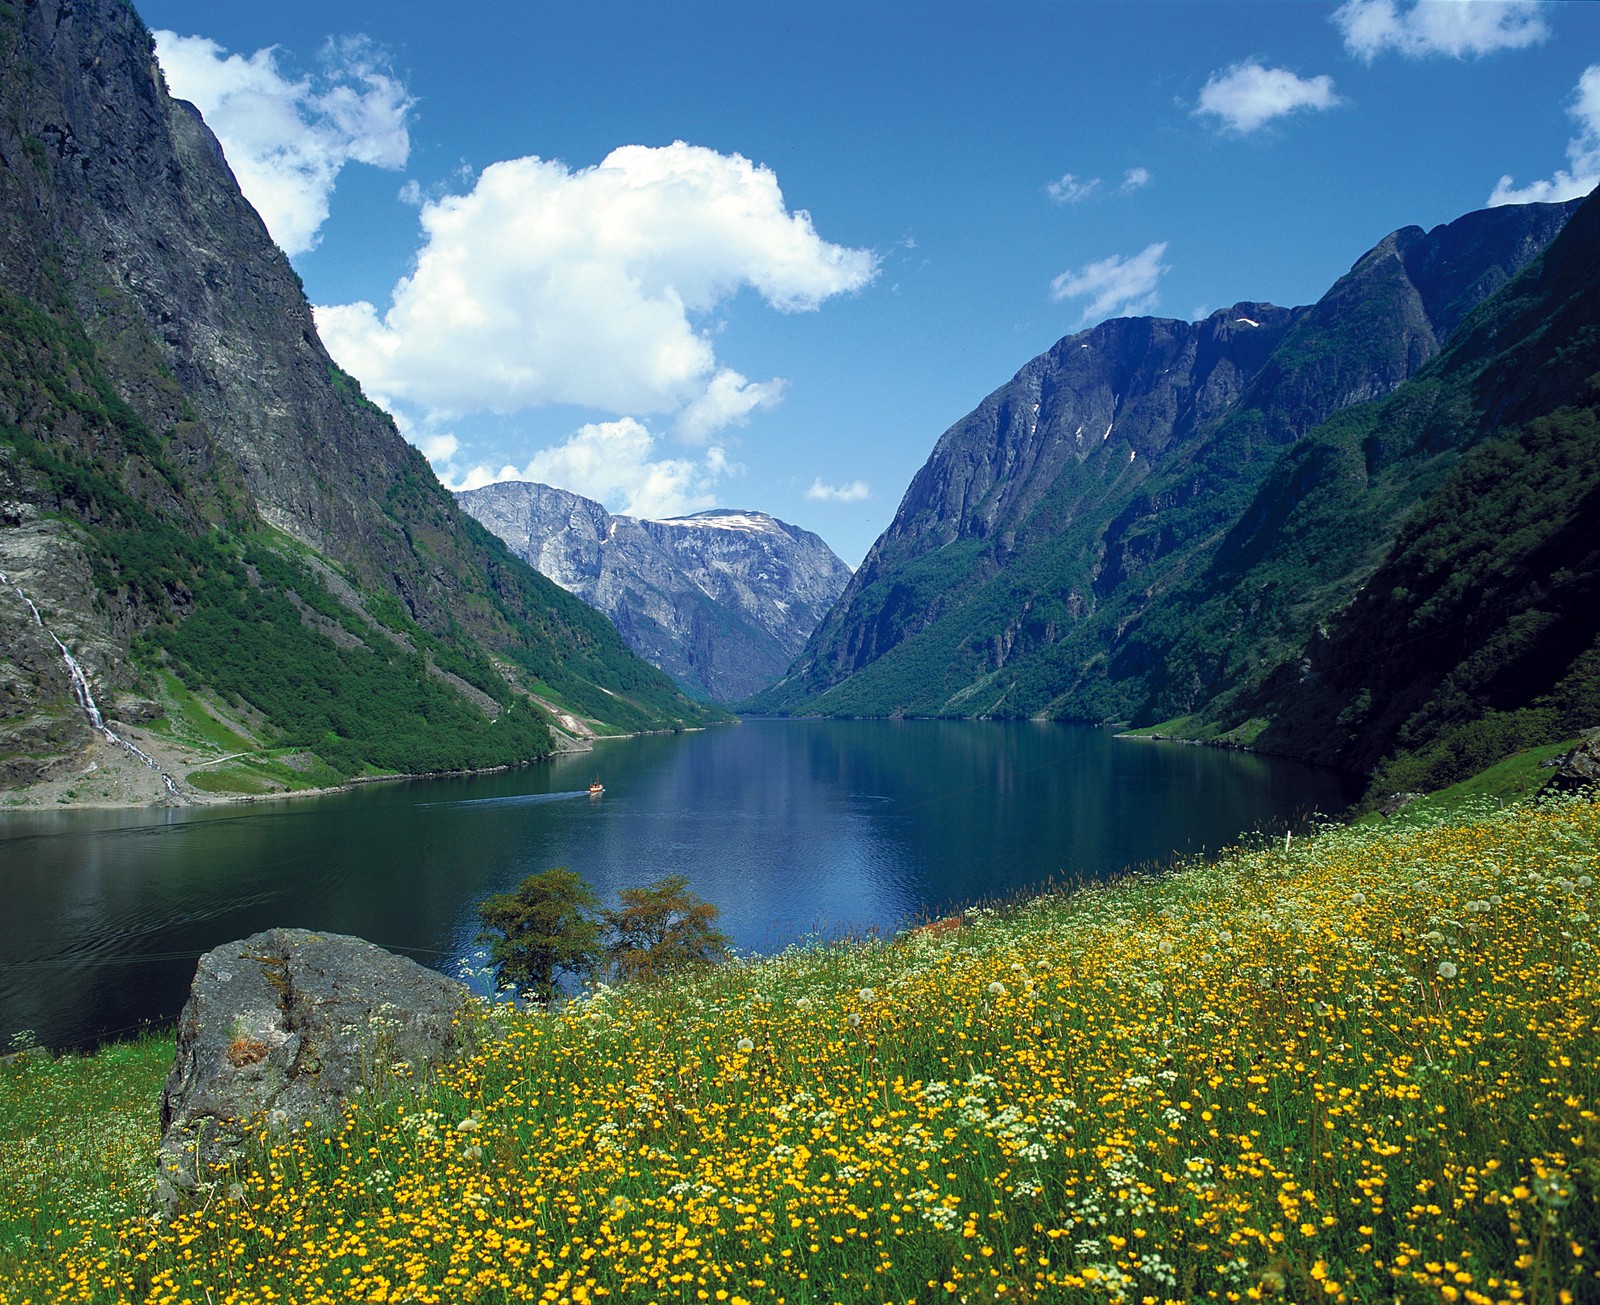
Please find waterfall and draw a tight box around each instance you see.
[1,568,184,798]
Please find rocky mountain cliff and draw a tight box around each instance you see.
[0,0,718,799]
[458,482,852,702]
[754,194,1594,793]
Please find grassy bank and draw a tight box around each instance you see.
[1,795,1595,1304]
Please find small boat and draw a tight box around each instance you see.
[588,778,605,796]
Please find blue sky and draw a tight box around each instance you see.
[137,0,1600,565]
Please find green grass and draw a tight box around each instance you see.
[0,1034,171,1261]
[1361,735,1588,827]
[1,794,1595,1303]
[181,749,346,795]
[143,670,257,756]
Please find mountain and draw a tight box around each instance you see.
[457,482,853,703]
[0,0,719,796]
[753,194,1593,790]
[1238,187,1600,793]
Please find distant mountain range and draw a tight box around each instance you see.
[0,0,719,795]
[753,191,1600,799]
[458,482,852,703]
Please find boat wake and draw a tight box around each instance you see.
[416,790,593,811]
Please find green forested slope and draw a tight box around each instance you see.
[0,0,720,790]
[0,288,715,782]
[758,191,1598,796]
[755,201,1577,726]
[1239,210,1600,787]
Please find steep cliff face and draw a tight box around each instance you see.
[756,198,1579,724]
[458,482,852,702]
[0,0,717,795]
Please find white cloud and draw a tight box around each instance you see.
[675,370,786,443]
[418,432,459,463]
[438,419,734,520]
[806,478,870,502]
[1050,242,1171,324]
[1047,173,1100,204]
[1046,167,1151,205]
[1489,65,1600,205]
[1194,62,1342,135]
[1334,0,1549,62]
[315,142,877,438]
[154,32,412,256]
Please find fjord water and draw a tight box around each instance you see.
[0,720,1357,1050]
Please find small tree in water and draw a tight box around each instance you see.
[605,874,731,984]
[476,867,602,1006]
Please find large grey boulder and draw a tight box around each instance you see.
[156,928,472,1212]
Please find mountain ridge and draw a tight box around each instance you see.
[458,481,852,703]
[752,193,1589,795]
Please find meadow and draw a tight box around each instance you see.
[1,793,1595,1304]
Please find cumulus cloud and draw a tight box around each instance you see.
[418,432,459,464]
[154,31,412,256]
[806,478,870,502]
[1046,167,1151,205]
[315,142,877,437]
[675,370,787,443]
[1050,242,1171,324]
[1489,65,1600,206]
[1194,62,1341,135]
[438,419,734,519]
[1334,0,1549,62]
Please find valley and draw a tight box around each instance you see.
[1,2,1597,1301]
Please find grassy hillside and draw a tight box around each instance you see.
[3,793,1595,1303]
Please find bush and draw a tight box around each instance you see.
[477,871,732,1001]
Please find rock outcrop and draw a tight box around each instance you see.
[1547,733,1600,794]
[156,929,471,1212]
[458,482,852,702]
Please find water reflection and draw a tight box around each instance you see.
[0,720,1357,1049]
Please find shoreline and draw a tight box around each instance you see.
[0,720,713,816]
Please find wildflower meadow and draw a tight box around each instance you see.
[1,794,1595,1304]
